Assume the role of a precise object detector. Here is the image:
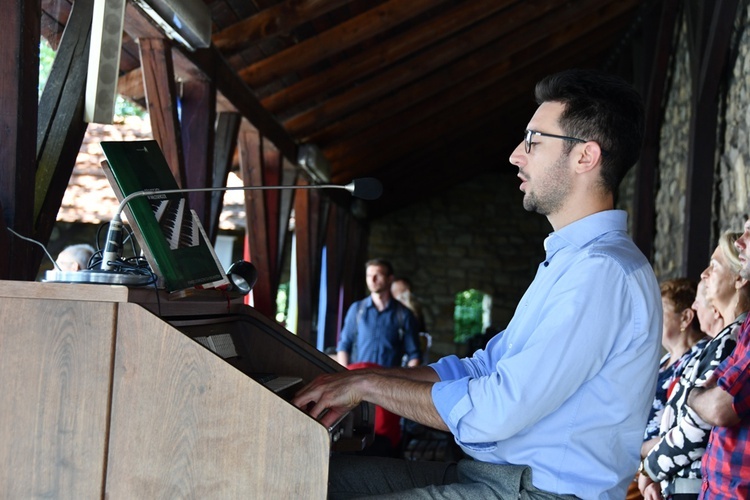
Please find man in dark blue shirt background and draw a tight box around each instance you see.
[337,258,421,368]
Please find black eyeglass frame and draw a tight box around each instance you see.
[524,129,586,154]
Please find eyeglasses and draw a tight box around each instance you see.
[524,129,586,154]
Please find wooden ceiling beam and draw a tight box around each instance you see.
[330,76,533,181]
[2,0,43,279]
[121,2,298,165]
[181,78,217,226]
[34,0,92,255]
[239,126,275,317]
[237,0,451,88]
[322,0,637,163]
[261,0,518,114]
[208,112,242,242]
[330,14,633,180]
[284,0,637,139]
[40,0,71,48]
[139,38,185,186]
[213,0,352,54]
[303,2,620,146]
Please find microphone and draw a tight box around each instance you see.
[100,177,383,272]
[349,178,383,200]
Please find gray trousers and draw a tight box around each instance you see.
[327,455,579,499]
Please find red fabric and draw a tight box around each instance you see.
[666,377,680,400]
[700,315,750,499]
[347,362,402,447]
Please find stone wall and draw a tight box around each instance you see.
[719,2,750,234]
[368,172,549,358]
[652,1,750,280]
[653,17,692,280]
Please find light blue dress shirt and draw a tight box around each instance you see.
[430,210,662,499]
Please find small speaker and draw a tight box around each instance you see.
[85,0,126,124]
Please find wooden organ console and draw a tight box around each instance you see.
[0,280,373,498]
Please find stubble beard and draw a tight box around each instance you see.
[522,153,571,216]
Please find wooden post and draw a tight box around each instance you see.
[139,38,185,187]
[0,0,40,279]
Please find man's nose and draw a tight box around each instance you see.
[509,142,525,167]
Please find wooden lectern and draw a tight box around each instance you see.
[0,281,371,498]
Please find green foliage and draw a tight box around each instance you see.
[276,282,290,325]
[115,97,147,119]
[38,39,55,98]
[454,289,485,344]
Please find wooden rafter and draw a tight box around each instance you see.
[284,0,637,140]
[261,0,518,114]
[139,37,185,186]
[328,9,636,178]
[181,78,217,226]
[34,0,91,257]
[318,0,634,162]
[121,2,298,164]
[213,0,352,54]
[237,0,451,88]
[1,0,42,280]
[208,112,241,242]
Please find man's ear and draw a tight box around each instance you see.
[574,142,603,174]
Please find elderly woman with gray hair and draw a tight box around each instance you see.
[639,231,750,500]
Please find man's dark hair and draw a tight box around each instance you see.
[365,258,394,276]
[534,68,644,194]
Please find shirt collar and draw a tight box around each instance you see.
[364,295,394,310]
[544,210,628,258]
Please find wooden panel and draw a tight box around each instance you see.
[295,178,314,342]
[181,78,217,226]
[139,38,185,186]
[238,0,451,87]
[0,296,117,499]
[105,303,329,498]
[213,0,352,53]
[208,112,242,242]
[1,0,41,279]
[321,203,346,348]
[262,138,282,288]
[239,126,275,317]
[262,0,518,114]
[0,280,130,302]
[34,0,92,255]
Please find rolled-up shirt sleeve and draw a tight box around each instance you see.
[429,253,647,446]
